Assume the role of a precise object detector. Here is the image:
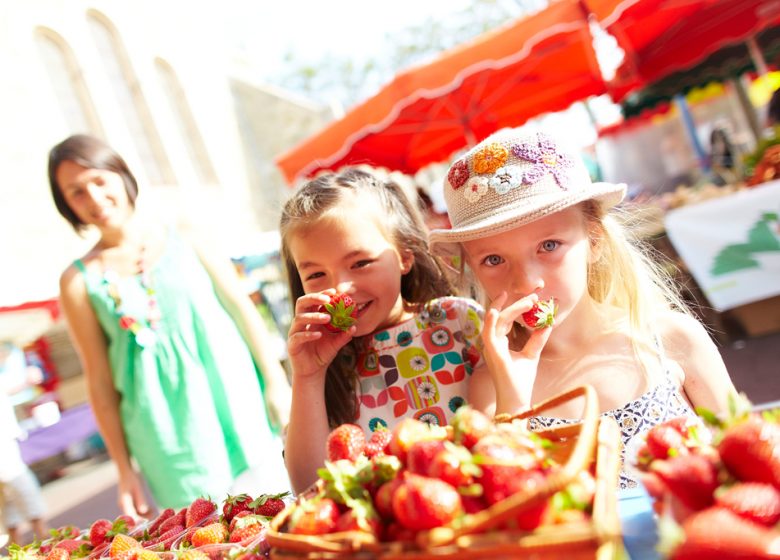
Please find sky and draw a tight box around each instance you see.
[222,0,475,79]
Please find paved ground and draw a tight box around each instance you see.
[7,330,779,548]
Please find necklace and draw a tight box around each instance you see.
[102,242,160,348]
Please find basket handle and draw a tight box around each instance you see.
[422,385,600,547]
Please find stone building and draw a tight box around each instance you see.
[0,0,332,308]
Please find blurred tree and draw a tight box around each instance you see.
[272,0,546,109]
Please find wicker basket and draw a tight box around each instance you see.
[268,385,623,559]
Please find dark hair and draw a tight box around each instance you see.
[279,168,455,427]
[48,134,139,231]
[769,88,780,127]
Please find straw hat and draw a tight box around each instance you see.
[429,127,626,258]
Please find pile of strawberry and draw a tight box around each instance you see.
[274,407,597,546]
[7,493,290,560]
[632,399,780,559]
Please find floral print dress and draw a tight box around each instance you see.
[354,297,484,435]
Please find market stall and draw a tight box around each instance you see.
[665,179,780,337]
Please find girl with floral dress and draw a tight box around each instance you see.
[280,169,485,493]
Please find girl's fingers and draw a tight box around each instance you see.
[489,291,508,311]
[520,325,553,359]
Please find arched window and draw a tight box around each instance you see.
[34,28,103,136]
[86,10,174,185]
[155,58,218,185]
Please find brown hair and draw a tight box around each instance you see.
[280,168,455,426]
[48,134,138,231]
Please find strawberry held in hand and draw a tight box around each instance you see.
[522,298,557,330]
[321,292,358,333]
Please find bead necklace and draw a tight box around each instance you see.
[103,242,160,348]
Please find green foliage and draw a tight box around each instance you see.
[742,125,780,178]
[271,0,543,107]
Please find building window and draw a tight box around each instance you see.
[86,10,174,185]
[155,58,218,185]
[35,29,103,136]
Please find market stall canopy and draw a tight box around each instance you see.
[620,26,780,118]
[602,0,780,102]
[275,0,609,184]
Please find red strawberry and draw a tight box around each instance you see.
[428,443,481,488]
[451,406,494,450]
[190,522,228,547]
[150,524,185,551]
[113,515,135,532]
[670,507,780,559]
[326,424,366,462]
[289,498,340,535]
[392,473,463,530]
[158,510,186,535]
[333,509,381,538]
[185,497,217,527]
[45,548,70,560]
[228,510,253,532]
[89,519,113,548]
[388,418,448,464]
[53,540,88,554]
[715,482,780,526]
[250,491,290,517]
[222,494,254,523]
[407,439,447,476]
[646,423,690,460]
[228,515,267,544]
[374,478,403,520]
[651,454,718,511]
[321,292,357,333]
[53,526,81,541]
[521,298,557,329]
[479,465,546,506]
[718,417,780,488]
[364,429,392,458]
[146,508,174,536]
[108,534,140,560]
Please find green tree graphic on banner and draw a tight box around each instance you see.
[711,212,780,276]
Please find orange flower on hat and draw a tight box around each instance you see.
[472,143,508,174]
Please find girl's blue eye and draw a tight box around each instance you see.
[541,240,559,252]
[483,255,502,267]
[354,259,372,268]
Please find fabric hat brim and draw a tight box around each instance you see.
[429,181,626,256]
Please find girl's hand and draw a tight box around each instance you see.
[287,289,354,379]
[482,292,552,411]
[117,468,150,519]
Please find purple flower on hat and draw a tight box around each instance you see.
[448,159,469,190]
[511,133,574,189]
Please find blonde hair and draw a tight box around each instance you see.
[466,200,692,376]
[279,168,455,426]
[585,202,693,363]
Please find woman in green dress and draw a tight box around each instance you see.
[48,134,292,515]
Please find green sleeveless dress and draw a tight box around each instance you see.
[75,232,283,508]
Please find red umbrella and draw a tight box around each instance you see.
[275,0,609,184]
[598,0,780,101]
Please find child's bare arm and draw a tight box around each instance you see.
[660,311,737,415]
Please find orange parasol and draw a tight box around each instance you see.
[275,0,609,184]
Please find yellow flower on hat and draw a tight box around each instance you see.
[472,143,508,174]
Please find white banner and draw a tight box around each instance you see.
[664,180,780,311]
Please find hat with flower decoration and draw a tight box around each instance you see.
[429,127,626,259]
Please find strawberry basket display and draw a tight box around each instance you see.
[628,396,780,559]
[266,385,623,559]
